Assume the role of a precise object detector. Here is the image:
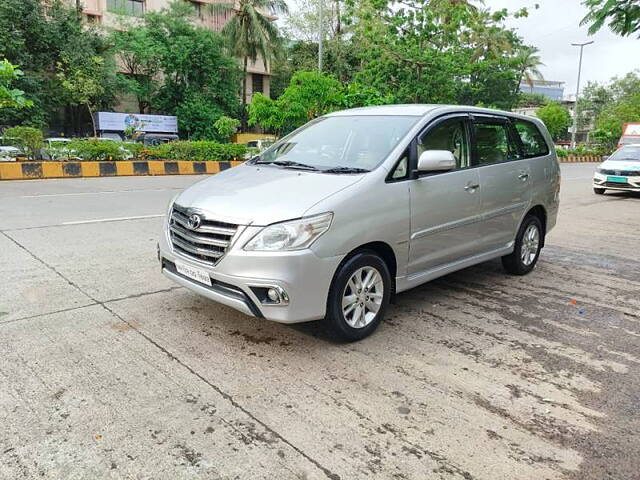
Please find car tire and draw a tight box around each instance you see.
[325,251,391,342]
[594,187,606,195]
[501,215,543,276]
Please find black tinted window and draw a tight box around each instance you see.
[472,122,519,166]
[513,120,549,158]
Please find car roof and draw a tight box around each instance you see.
[326,104,538,122]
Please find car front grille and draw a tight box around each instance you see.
[169,204,239,265]
[600,169,640,176]
[604,181,632,188]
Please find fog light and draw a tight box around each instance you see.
[250,286,289,306]
[267,288,280,303]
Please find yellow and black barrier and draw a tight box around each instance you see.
[0,160,244,180]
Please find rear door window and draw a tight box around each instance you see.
[472,121,519,166]
[513,120,550,158]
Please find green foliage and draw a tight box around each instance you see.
[0,0,116,133]
[580,71,640,149]
[214,116,241,142]
[0,60,33,109]
[249,71,345,135]
[4,126,43,159]
[582,0,640,37]
[147,141,247,161]
[555,148,568,158]
[536,103,571,141]
[56,55,114,136]
[138,3,242,139]
[66,139,131,161]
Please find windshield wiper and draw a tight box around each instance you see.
[255,160,319,171]
[322,166,371,174]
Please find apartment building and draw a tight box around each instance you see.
[75,0,271,104]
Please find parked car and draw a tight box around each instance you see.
[138,133,179,147]
[0,145,23,161]
[593,144,640,194]
[158,105,560,341]
[42,138,73,161]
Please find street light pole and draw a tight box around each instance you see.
[570,41,594,148]
[318,0,324,72]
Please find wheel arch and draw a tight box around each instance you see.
[524,205,547,247]
[339,241,398,297]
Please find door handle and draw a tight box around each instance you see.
[518,172,530,181]
[464,184,480,192]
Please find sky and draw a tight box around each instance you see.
[487,0,640,98]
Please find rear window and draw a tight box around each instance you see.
[513,120,549,158]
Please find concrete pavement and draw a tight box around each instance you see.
[1,165,639,479]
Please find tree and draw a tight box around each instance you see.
[513,46,544,95]
[56,55,111,137]
[0,0,117,133]
[214,0,288,127]
[249,71,345,136]
[536,103,571,141]
[582,0,640,37]
[143,2,242,140]
[214,116,241,142]
[111,27,163,114]
[0,60,33,110]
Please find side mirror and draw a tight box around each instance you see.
[417,150,456,173]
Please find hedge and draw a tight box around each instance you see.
[145,141,247,161]
[38,139,247,162]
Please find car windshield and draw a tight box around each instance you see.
[254,115,419,171]
[609,146,640,162]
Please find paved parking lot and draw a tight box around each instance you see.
[1,164,639,480]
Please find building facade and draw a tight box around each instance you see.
[76,0,271,105]
[519,80,565,102]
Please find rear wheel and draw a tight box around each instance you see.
[501,215,543,276]
[325,251,391,342]
[594,187,606,195]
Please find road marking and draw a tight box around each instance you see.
[62,214,164,225]
[16,188,179,199]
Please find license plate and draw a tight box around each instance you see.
[175,261,212,286]
[607,176,627,183]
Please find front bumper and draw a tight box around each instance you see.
[158,228,344,324]
[593,172,640,192]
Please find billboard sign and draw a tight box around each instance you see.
[95,112,178,134]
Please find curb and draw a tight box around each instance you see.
[0,160,244,180]
[559,155,603,163]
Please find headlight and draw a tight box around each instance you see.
[244,212,333,251]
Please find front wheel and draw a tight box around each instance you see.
[501,215,543,276]
[325,251,391,342]
[594,187,606,195]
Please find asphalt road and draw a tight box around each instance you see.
[1,164,639,480]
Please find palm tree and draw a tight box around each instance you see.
[514,46,544,96]
[212,0,288,128]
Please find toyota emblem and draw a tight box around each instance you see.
[187,214,202,230]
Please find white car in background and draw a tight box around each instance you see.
[593,145,640,194]
[0,145,23,161]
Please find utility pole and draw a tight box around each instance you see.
[570,41,594,148]
[318,0,323,72]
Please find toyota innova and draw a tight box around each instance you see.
[158,105,560,341]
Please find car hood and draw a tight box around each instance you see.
[601,160,640,172]
[174,164,364,226]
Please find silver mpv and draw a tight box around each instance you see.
[158,105,560,341]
